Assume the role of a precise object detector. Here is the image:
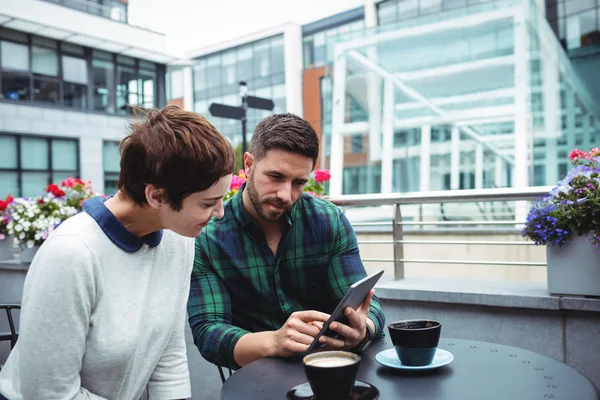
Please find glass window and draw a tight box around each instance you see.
[116,60,138,113]
[443,0,468,9]
[192,60,206,93]
[205,55,221,88]
[92,52,114,112]
[303,36,314,68]
[0,134,79,197]
[32,46,59,77]
[566,9,598,49]
[21,137,49,170]
[313,32,326,67]
[565,0,597,15]
[221,50,237,87]
[0,172,18,197]
[22,172,50,197]
[0,136,17,168]
[170,69,184,99]
[103,140,120,196]
[0,28,27,43]
[421,0,442,14]
[140,68,156,108]
[377,1,398,25]
[62,55,88,84]
[236,46,254,83]
[63,82,87,109]
[254,40,270,78]
[34,79,60,105]
[1,41,29,71]
[270,36,285,74]
[61,42,85,57]
[51,139,78,170]
[398,0,419,19]
[1,73,30,101]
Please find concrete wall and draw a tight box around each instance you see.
[0,103,130,195]
[356,231,547,282]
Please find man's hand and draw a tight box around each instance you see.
[319,289,375,349]
[271,310,331,357]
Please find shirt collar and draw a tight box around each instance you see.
[82,196,163,252]
[231,183,294,228]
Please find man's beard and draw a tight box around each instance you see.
[246,176,291,223]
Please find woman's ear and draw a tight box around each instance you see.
[145,184,164,209]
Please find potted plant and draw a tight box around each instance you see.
[223,169,332,202]
[0,194,14,261]
[6,177,96,263]
[522,147,600,297]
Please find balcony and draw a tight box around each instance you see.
[40,0,128,24]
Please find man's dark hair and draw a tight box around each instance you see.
[249,113,319,168]
[118,105,235,211]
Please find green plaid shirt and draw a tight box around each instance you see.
[187,185,385,369]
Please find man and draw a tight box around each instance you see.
[188,113,385,370]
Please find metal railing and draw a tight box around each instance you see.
[41,0,128,24]
[328,186,553,280]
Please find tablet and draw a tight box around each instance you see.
[305,269,385,354]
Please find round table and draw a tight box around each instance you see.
[221,338,599,400]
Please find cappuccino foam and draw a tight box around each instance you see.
[306,357,355,368]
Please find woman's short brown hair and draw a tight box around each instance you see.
[118,105,234,211]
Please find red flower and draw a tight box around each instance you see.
[53,188,66,197]
[47,184,60,193]
[314,169,331,183]
[37,199,45,204]
[569,149,588,161]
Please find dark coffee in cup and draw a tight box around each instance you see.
[388,319,441,366]
[303,351,360,399]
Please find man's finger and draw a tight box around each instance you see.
[357,289,375,313]
[319,335,346,349]
[309,321,324,331]
[292,310,331,323]
[289,330,321,346]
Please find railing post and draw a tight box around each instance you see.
[393,203,405,280]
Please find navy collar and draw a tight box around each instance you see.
[83,196,163,252]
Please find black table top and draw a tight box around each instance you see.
[221,338,599,400]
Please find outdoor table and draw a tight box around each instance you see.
[221,338,599,399]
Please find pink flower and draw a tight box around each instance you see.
[314,169,331,183]
[569,149,588,161]
[589,147,600,158]
[230,175,246,191]
[0,233,5,240]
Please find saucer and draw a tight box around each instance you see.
[375,348,454,370]
[286,380,379,399]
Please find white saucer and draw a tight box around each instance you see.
[375,348,454,370]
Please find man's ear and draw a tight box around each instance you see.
[243,152,254,176]
[145,184,163,210]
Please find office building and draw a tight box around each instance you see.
[0,0,175,196]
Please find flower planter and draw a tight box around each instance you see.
[18,246,40,264]
[0,235,14,261]
[546,234,600,297]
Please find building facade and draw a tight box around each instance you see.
[169,0,600,196]
[0,0,173,197]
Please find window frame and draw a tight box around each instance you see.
[0,132,80,197]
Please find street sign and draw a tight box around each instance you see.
[209,103,244,120]
[247,96,275,111]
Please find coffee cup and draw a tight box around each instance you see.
[388,319,441,366]
[302,351,360,400]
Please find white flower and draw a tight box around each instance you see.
[19,233,25,240]
[13,215,20,221]
[26,240,34,249]
[14,224,23,232]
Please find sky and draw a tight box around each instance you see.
[129,0,365,56]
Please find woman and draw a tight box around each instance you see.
[0,106,234,400]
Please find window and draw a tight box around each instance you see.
[0,133,79,197]
[0,28,162,113]
[377,0,398,25]
[92,51,114,112]
[62,44,88,109]
[103,141,120,196]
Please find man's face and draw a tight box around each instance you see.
[245,149,313,223]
